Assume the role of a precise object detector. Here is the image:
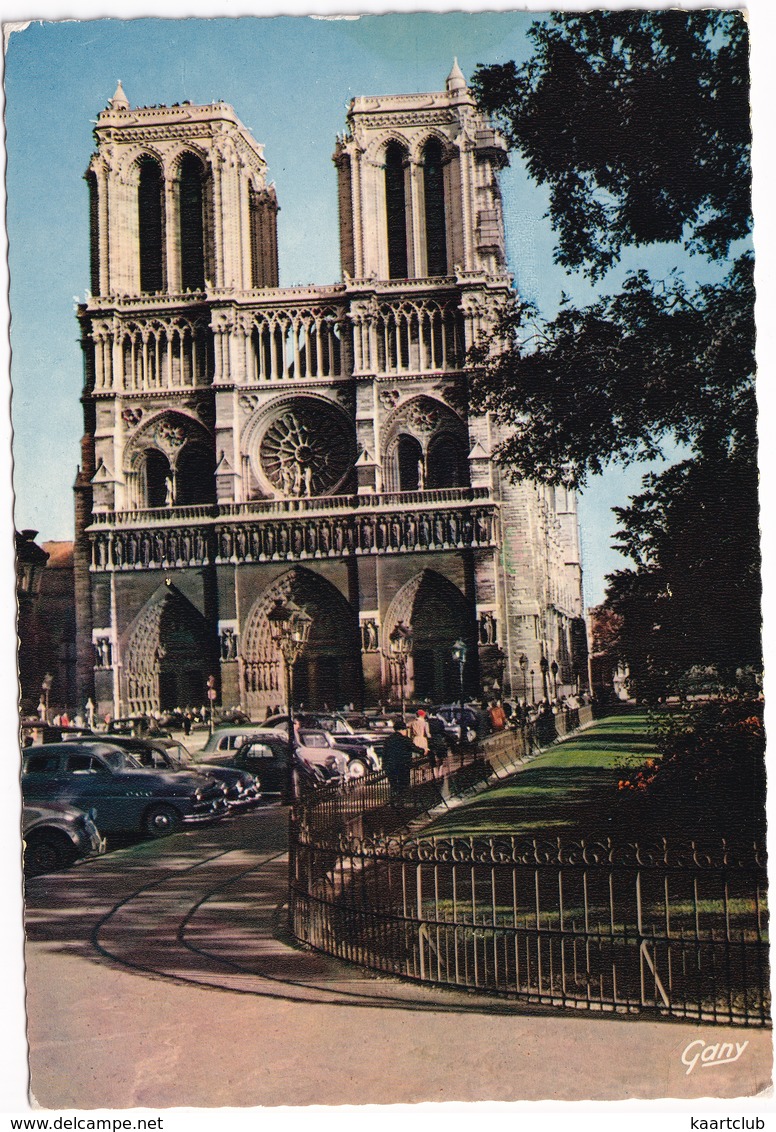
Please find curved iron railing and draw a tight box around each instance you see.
[288,733,770,1026]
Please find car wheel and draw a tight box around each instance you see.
[24,832,76,875]
[347,758,369,779]
[143,804,182,837]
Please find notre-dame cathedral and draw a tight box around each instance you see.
[73,63,588,719]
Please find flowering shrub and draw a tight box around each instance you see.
[616,697,766,836]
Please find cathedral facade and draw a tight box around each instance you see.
[74,65,588,719]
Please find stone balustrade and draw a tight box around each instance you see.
[87,492,497,572]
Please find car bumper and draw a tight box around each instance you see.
[182,799,229,824]
[225,788,262,809]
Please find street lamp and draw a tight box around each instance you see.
[387,621,413,720]
[540,655,549,701]
[530,669,536,703]
[206,674,217,735]
[451,638,467,742]
[267,597,313,802]
[518,653,528,705]
[41,673,53,723]
[550,659,559,700]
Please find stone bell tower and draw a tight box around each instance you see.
[334,58,508,282]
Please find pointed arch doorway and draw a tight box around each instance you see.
[123,584,215,714]
[242,568,361,716]
[384,570,477,704]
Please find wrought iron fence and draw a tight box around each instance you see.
[289,771,769,1024]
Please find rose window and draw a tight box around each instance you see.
[259,404,355,497]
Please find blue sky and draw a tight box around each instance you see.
[4,13,731,605]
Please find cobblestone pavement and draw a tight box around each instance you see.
[24,806,772,1109]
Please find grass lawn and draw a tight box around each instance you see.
[426,711,662,841]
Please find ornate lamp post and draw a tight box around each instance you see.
[518,653,528,705]
[451,638,467,740]
[540,654,550,701]
[550,659,559,700]
[41,673,53,724]
[387,621,413,720]
[267,597,312,802]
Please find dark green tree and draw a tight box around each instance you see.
[472,10,751,278]
[467,11,759,688]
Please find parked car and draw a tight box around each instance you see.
[230,734,327,794]
[106,715,171,739]
[295,729,360,778]
[22,799,106,875]
[73,735,261,810]
[429,705,479,745]
[261,714,381,775]
[22,742,228,837]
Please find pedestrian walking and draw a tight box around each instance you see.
[428,714,449,774]
[406,709,430,753]
[381,717,415,800]
[489,700,507,731]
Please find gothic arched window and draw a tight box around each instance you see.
[87,171,99,295]
[179,154,205,292]
[176,442,216,505]
[422,139,447,277]
[397,435,423,491]
[384,142,409,280]
[137,157,165,294]
[427,434,467,489]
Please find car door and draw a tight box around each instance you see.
[61,751,130,831]
[22,751,70,801]
[237,741,286,793]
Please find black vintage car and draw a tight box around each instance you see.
[22,799,106,874]
[74,735,261,810]
[231,735,327,795]
[22,742,228,837]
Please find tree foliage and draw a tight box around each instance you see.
[472,10,751,278]
[468,11,759,689]
[604,441,761,697]
[467,254,755,489]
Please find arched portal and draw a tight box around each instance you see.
[123,584,215,714]
[384,570,477,703]
[242,568,361,715]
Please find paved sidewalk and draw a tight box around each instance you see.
[24,807,772,1109]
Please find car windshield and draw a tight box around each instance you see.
[166,743,194,767]
[90,748,141,770]
[319,717,353,734]
[299,732,328,748]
